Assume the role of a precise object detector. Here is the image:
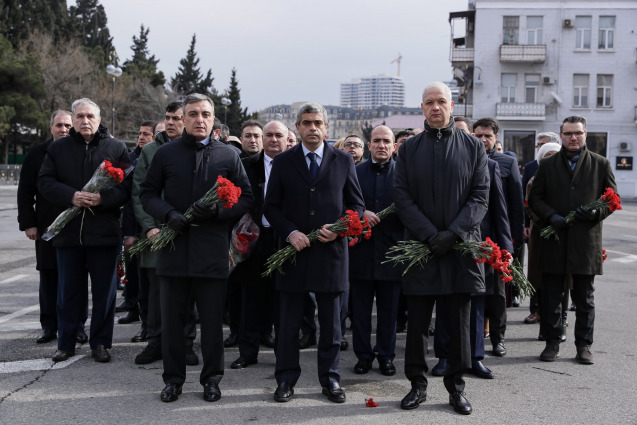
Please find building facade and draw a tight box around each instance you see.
[450,0,637,198]
[340,74,405,109]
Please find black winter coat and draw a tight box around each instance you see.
[139,132,253,279]
[37,125,131,248]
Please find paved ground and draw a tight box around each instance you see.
[0,185,636,424]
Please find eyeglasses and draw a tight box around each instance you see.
[562,131,585,137]
[344,141,363,148]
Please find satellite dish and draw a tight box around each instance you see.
[550,91,562,105]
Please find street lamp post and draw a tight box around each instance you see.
[106,57,122,137]
[220,97,231,125]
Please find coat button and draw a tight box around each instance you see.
[309,210,315,215]
[310,187,315,192]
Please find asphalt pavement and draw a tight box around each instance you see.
[0,184,636,424]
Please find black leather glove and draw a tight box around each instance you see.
[166,210,188,233]
[574,206,598,222]
[190,202,218,223]
[548,214,567,230]
[428,230,459,256]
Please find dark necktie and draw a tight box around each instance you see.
[307,152,319,180]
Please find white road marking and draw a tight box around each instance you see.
[0,321,41,331]
[611,255,637,264]
[0,304,39,324]
[0,355,84,374]
[0,274,29,284]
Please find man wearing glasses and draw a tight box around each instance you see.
[342,135,365,164]
[528,116,618,365]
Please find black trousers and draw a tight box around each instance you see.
[541,273,595,347]
[405,293,471,394]
[275,291,342,387]
[160,277,226,386]
[485,292,507,346]
[39,269,58,332]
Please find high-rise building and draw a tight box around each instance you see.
[340,74,405,109]
[449,0,637,197]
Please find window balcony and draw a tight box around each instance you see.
[454,103,473,117]
[499,44,546,62]
[451,47,474,63]
[496,103,545,121]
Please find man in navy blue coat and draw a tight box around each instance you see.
[264,102,365,404]
[349,125,404,377]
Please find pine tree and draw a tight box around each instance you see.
[68,0,114,66]
[224,68,255,136]
[0,0,70,47]
[170,34,215,96]
[123,24,165,87]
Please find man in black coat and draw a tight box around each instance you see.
[264,102,365,404]
[17,110,88,345]
[395,82,489,415]
[140,93,253,403]
[473,117,524,357]
[349,125,404,377]
[38,98,131,363]
[229,120,289,369]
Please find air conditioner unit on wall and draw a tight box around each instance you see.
[563,19,574,28]
[619,142,632,152]
[542,76,555,85]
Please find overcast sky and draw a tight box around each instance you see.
[93,0,469,113]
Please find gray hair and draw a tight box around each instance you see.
[537,131,561,146]
[295,102,328,126]
[264,120,289,136]
[50,110,71,126]
[422,82,452,102]
[182,93,215,113]
[71,98,100,118]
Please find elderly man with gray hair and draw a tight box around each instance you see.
[521,131,561,325]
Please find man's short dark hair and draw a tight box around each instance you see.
[165,101,182,114]
[560,116,587,133]
[241,120,263,132]
[213,117,222,130]
[395,129,415,140]
[50,110,71,126]
[182,93,214,113]
[453,116,473,133]
[140,120,157,134]
[473,117,499,135]
[295,102,328,126]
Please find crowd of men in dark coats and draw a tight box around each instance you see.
[17,82,617,415]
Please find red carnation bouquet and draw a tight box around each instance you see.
[348,202,397,247]
[541,187,622,240]
[384,237,534,298]
[42,160,132,241]
[129,175,242,255]
[229,213,260,273]
[262,209,370,277]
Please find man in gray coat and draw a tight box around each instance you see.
[529,115,617,365]
[394,82,489,415]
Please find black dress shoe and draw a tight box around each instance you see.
[203,382,221,402]
[299,333,316,349]
[37,330,57,344]
[322,381,346,403]
[135,344,162,365]
[354,359,372,374]
[449,391,472,415]
[274,382,294,402]
[379,359,396,376]
[223,333,238,348]
[431,358,449,376]
[261,334,275,348]
[76,328,88,344]
[340,338,349,351]
[118,310,140,324]
[160,384,182,402]
[131,328,148,343]
[400,388,426,410]
[471,360,494,379]
[185,346,199,366]
[115,301,134,312]
[492,342,507,357]
[231,356,258,369]
[52,349,75,362]
[92,345,111,363]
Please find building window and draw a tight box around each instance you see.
[573,74,589,107]
[596,74,613,108]
[586,132,608,157]
[575,16,591,49]
[501,73,517,103]
[525,74,540,103]
[526,16,543,45]
[598,16,615,49]
[503,130,535,166]
[503,16,519,45]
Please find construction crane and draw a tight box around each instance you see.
[390,53,402,77]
